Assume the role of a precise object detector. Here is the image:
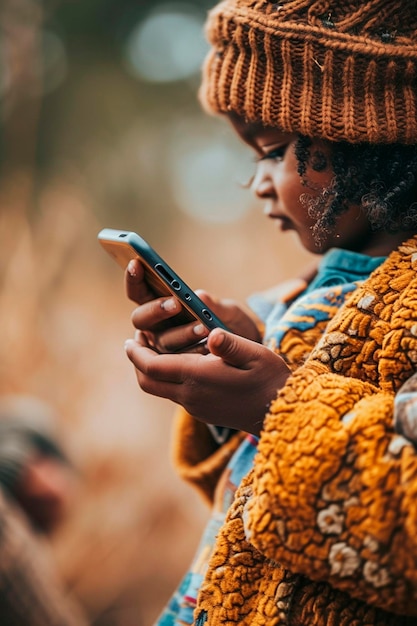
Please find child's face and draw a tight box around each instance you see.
[228,113,371,254]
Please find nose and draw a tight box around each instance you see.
[250,162,276,199]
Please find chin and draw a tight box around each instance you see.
[298,235,329,255]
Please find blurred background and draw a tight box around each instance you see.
[0,1,314,624]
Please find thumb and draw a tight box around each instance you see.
[207,328,256,369]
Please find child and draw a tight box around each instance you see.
[124,0,417,623]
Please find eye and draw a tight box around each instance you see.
[257,146,287,162]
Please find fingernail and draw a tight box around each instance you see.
[124,339,133,351]
[127,260,137,277]
[193,324,205,336]
[161,298,178,312]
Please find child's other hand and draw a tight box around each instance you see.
[125,258,204,352]
[195,290,261,341]
[125,328,290,436]
[126,259,261,353]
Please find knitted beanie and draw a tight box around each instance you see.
[199,0,417,144]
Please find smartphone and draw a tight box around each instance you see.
[98,228,229,332]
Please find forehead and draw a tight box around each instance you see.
[226,112,291,147]
[227,112,334,161]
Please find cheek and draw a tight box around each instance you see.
[277,155,304,199]
[278,169,315,221]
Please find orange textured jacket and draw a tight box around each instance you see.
[173,236,417,625]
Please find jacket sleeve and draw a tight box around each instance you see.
[247,362,417,616]
[169,279,315,505]
[246,238,417,615]
[171,407,246,505]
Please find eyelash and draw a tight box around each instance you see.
[257,147,286,162]
[240,146,288,189]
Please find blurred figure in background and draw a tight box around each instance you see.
[0,394,88,626]
[0,395,75,533]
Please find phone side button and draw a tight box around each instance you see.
[202,309,213,321]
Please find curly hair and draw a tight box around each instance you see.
[294,137,417,246]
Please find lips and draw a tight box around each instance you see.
[267,212,293,231]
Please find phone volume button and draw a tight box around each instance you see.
[202,309,213,321]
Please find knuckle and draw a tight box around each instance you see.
[141,360,158,378]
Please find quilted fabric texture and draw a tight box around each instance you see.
[194,236,417,625]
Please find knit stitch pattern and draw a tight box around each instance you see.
[200,0,417,143]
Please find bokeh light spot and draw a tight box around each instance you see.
[124,3,208,83]
[167,119,254,223]
[40,30,68,95]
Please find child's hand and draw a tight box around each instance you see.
[125,258,160,305]
[125,258,204,352]
[125,259,261,353]
[125,328,291,436]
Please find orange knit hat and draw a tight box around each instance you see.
[199,0,417,144]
